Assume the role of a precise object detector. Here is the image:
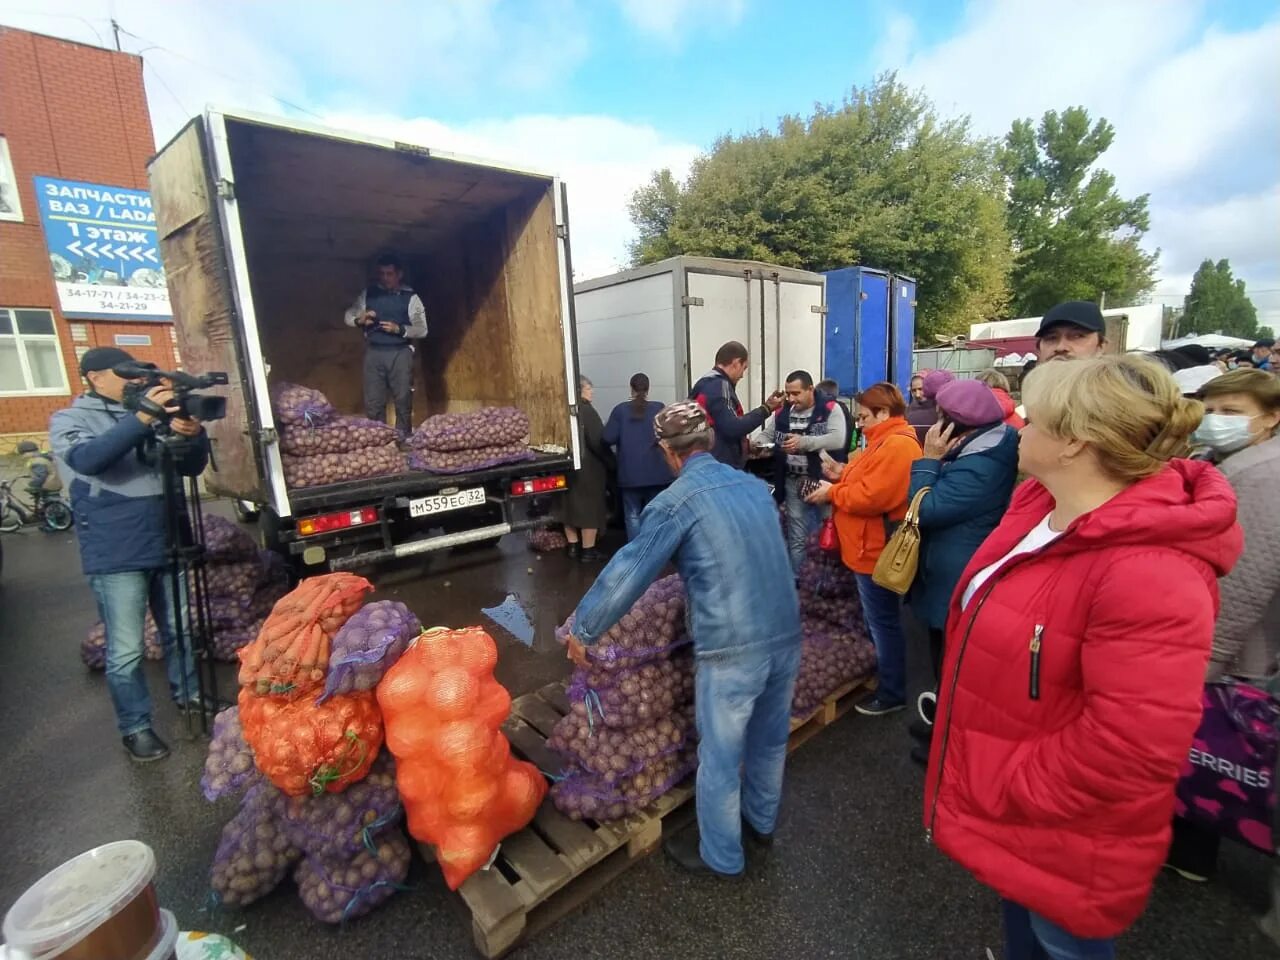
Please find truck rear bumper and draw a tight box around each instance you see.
[326,515,550,570]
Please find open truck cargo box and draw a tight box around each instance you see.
[148,110,580,569]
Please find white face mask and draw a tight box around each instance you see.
[1194,413,1257,454]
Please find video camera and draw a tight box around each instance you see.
[114,361,229,425]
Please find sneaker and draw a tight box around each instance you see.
[855,695,906,717]
[663,824,743,880]
[122,729,170,763]
[742,817,774,849]
[909,742,931,767]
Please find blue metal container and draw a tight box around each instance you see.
[890,275,917,388]
[823,266,900,395]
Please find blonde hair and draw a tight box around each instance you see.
[975,369,1010,391]
[1022,354,1203,482]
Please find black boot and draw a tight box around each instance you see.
[122,729,170,763]
[579,547,603,563]
[742,817,774,849]
[663,823,743,879]
[565,542,580,560]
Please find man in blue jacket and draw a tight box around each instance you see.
[49,347,209,762]
[565,401,802,878]
[689,341,782,468]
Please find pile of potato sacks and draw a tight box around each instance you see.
[792,529,878,718]
[271,382,404,490]
[549,576,697,822]
[203,573,419,924]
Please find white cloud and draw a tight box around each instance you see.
[886,0,1280,327]
[871,13,916,74]
[616,0,746,44]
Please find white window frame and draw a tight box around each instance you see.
[0,307,70,396]
[0,137,22,223]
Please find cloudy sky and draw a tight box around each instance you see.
[3,0,1276,326]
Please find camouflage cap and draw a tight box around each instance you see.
[653,400,711,441]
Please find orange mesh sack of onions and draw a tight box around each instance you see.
[377,626,546,890]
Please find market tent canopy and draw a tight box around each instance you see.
[1163,333,1257,351]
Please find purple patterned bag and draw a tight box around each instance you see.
[1174,680,1279,854]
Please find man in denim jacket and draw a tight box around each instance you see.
[565,400,802,878]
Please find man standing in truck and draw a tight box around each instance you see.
[343,253,428,437]
[689,341,782,468]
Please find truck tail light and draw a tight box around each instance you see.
[510,474,568,497]
[297,506,379,537]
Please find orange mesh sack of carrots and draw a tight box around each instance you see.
[238,572,373,698]
[238,686,384,797]
[377,626,546,890]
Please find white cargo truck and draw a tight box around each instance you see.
[148,109,581,571]
[573,257,827,413]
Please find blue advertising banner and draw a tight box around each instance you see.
[32,176,172,321]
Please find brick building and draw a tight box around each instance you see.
[0,27,179,452]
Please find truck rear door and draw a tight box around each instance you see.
[149,116,281,509]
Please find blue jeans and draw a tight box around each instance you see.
[88,569,200,737]
[783,476,824,572]
[621,486,666,541]
[695,642,802,874]
[1002,901,1115,960]
[854,572,906,706]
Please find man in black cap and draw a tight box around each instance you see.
[48,347,209,762]
[1035,300,1108,364]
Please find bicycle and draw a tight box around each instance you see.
[0,477,74,533]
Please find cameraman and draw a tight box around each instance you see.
[49,347,208,762]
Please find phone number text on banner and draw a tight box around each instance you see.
[33,176,172,321]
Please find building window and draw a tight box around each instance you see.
[0,137,22,223]
[0,308,69,395]
[114,334,152,347]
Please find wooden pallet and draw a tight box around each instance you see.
[787,675,878,753]
[443,682,696,958]
[442,672,875,957]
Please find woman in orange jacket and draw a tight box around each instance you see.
[808,382,922,714]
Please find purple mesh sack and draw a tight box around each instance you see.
[294,830,411,924]
[202,706,261,801]
[407,443,535,475]
[204,560,267,605]
[1174,680,1279,854]
[210,782,299,908]
[320,601,421,701]
[282,441,405,489]
[270,381,337,427]
[562,656,693,731]
[791,617,876,718]
[555,575,690,671]
[279,417,397,457]
[202,515,260,563]
[211,619,264,663]
[550,748,697,822]
[409,406,530,452]
[547,712,692,784]
[274,752,401,859]
[527,527,569,553]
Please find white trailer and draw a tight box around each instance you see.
[969,303,1164,352]
[573,257,827,414]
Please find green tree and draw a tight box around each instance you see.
[1000,107,1158,314]
[1182,258,1260,338]
[627,75,1012,340]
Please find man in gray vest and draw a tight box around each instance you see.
[343,253,428,436]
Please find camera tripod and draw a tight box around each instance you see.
[153,431,228,737]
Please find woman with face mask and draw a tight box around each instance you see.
[1166,369,1280,921]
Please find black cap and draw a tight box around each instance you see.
[78,346,135,377]
[1035,301,1105,339]
[1255,338,1276,349]
[1171,344,1212,366]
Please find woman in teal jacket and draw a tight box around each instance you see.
[907,379,1020,762]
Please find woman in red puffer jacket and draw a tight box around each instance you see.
[924,354,1242,959]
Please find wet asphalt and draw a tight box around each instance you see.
[0,511,1273,960]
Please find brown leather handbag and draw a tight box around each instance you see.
[871,487,931,595]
